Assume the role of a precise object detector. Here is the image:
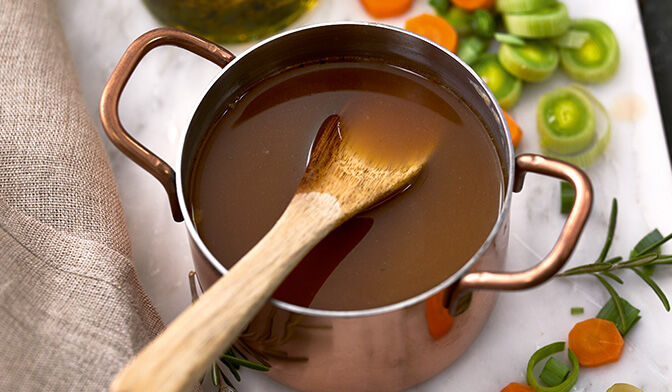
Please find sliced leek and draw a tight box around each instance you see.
[607,384,644,392]
[458,36,488,65]
[498,40,559,82]
[496,0,555,14]
[503,2,570,38]
[560,19,620,83]
[473,53,523,109]
[538,84,611,167]
[526,342,579,392]
[444,6,472,35]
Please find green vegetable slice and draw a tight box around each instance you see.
[496,0,555,14]
[539,357,570,387]
[458,36,489,66]
[554,30,591,49]
[503,2,570,38]
[570,307,584,315]
[538,84,611,167]
[526,342,579,392]
[473,54,522,109]
[471,9,495,38]
[560,19,620,83]
[444,6,472,35]
[607,384,644,392]
[560,181,575,214]
[537,85,595,154]
[597,297,641,336]
[495,32,526,46]
[498,40,559,82]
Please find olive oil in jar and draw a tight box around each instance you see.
[142,0,318,43]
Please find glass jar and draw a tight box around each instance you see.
[142,0,318,43]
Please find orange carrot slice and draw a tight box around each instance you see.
[452,0,496,11]
[568,318,624,367]
[425,291,454,339]
[361,0,413,18]
[405,14,458,53]
[503,110,523,148]
[501,382,535,392]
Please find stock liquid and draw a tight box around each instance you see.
[189,60,504,310]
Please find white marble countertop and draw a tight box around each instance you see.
[56,0,672,390]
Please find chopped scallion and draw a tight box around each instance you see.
[560,181,575,214]
[503,2,570,38]
[597,297,641,336]
[570,307,584,315]
[458,36,489,66]
[495,32,526,46]
[539,357,570,387]
[526,342,579,392]
[554,30,591,49]
[471,9,495,38]
[444,6,472,35]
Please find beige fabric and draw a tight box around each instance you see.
[0,0,164,390]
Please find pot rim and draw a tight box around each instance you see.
[175,21,515,318]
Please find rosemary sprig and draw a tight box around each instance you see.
[555,198,672,330]
[189,272,270,391]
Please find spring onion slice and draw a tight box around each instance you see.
[444,6,472,35]
[570,307,584,315]
[473,54,523,109]
[539,357,570,387]
[472,9,495,38]
[539,84,611,167]
[496,0,555,14]
[560,181,575,214]
[560,19,620,83]
[526,342,579,392]
[538,85,596,154]
[458,36,489,66]
[607,384,644,392]
[499,40,559,82]
[554,30,590,49]
[597,297,641,337]
[495,32,526,46]
[504,2,570,38]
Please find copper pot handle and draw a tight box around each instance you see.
[449,153,593,315]
[100,28,234,222]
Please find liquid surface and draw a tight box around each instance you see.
[190,61,504,310]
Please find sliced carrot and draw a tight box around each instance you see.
[568,318,624,367]
[425,291,454,339]
[503,111,523,148]
[361,0,413,18]
[451,0,496,11]
[501,382,535,392]
[405,14,458,53]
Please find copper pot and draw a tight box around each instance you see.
[100,24,593,391]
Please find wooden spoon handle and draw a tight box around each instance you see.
[109,192,342,392]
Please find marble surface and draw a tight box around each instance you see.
[56,0,672,390]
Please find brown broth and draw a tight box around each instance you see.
[189,60,504,310]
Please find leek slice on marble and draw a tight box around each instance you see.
[537,84,610,167]
[458,36,488,65]
[473,53,523,109]
[496,0,555,14]
[498,40,559,82]
[503,2,570,38]
[526,342,579,392]
[560,19,620,83]
[444,6,472,35]
[607,384,644,392]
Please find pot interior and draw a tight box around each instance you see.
[178,22,514,315]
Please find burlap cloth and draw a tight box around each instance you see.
[0,0,165,390]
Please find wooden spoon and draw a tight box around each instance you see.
[109,114,435,392]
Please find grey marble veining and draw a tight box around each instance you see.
[56,0,672,390]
